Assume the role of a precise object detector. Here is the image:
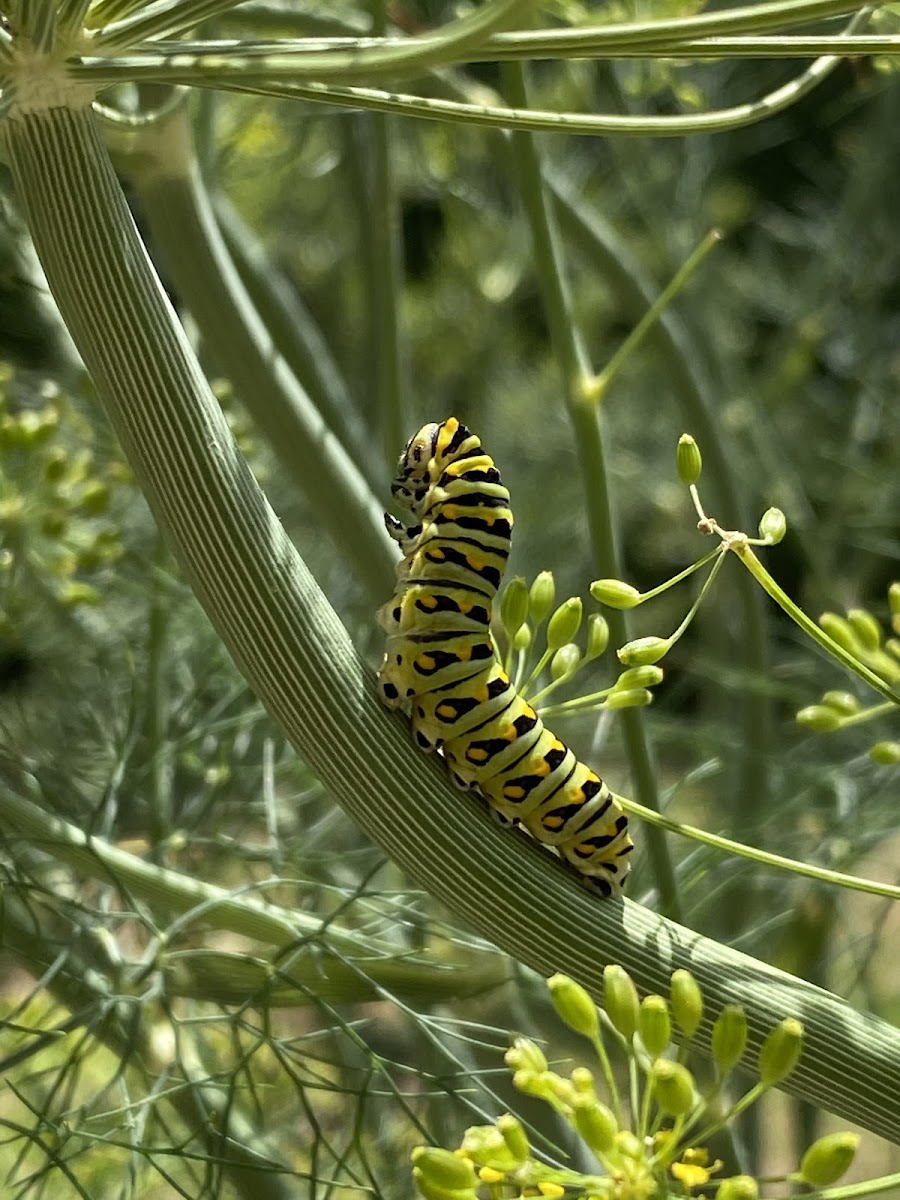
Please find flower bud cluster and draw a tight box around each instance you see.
[496,570,661,716]
[796,586,900,763]
[412,968,858,1200]
[0,374,129,636]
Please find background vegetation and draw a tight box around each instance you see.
[0,1,898,1197]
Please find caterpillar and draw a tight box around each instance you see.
[377,417,633,896]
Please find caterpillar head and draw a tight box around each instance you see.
[390,421,441,510]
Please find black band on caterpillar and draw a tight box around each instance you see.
[378,417,633,896]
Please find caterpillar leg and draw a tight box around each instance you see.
[377,654,405,710]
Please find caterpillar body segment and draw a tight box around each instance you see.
[378,417,633,896]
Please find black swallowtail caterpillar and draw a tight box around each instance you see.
[377,417,633,896]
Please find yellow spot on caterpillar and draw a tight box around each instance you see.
[457,597,473,614]
[416,654,435,671]
[534,760,551,777]
[436,418,459,455]
[467,554,486,571]
[467,748,489,762]
[420,594,439,609]
[427,547,446,561]
[458,645,472,662]
[443,505,458,520]
[501,723,517,742]
[543,814,564,830]
[436,703,457,719]
[552,738,565,753]
[504,785,525,800]
[474,685,489,702]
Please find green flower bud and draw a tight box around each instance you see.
[605,688,653,710]
[818,612,862,655]
[42,446,68,483]
[512,1069,551,1100]
[505,1037,547,1074]
[603,965,639,1040]
[0,414,22,450]
[545,1073,576,1108]
[758,507,786,545]
[798,1132,859,1186]
[676,434,702,486]
[500,577,529,640]
[572,1097,617,1156]
[887,637,900,660]
[105,460,133,484]
[412,1173,477,1200]
[59,580,104,607]
[821,690,860,715]
[570,1067,596,1096]
[670,970,703,1038]
[551,643,582,682]
[870,740,900,765]
[548,973,599,1039]
[19,407,59,446]
[639,995,672,1058]
[650,1059,694,1116]
[40,511,68,538]
[460,1124,513,1168]
[711,1004,747,1072]
[758,1017,803,1085]
[615,1131,644,1161]
[716,1175,759,1200]
[410,1147,478,1193]
[52,550,78,578]
[590,579,641,609]
[614,666,664,691]
[529,571,556,625]
[585,613,610,661]
[617,637,670,667]
[847,607,882,651]
[547,598,583,651]
[496,1114,530,1164]
[79,481,111,516]
[890,582,900,634]
[0,496,25,527]
[795,705,841,733]
[514,623,532,652]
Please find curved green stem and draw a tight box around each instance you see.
[619,790,900,902]
[93,0,532,67]
[586,230,723,405]
[185,19,869,138]
[732,543,900,707]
